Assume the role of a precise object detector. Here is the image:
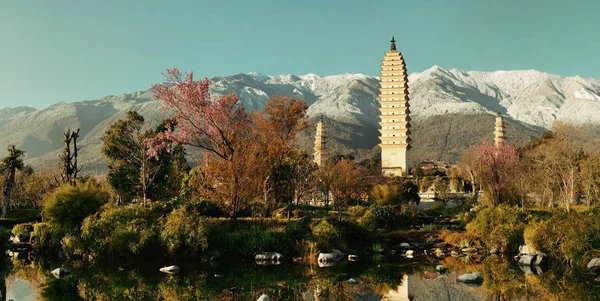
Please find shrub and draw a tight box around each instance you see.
[466,205,525,252]
[12,223,33,237]
[79,204,160,257]
[42,182,109,231]
[30,222,64,256]
[311,219,340,241]
[160,208,208,255]
[347,205,367,218]
[360,205,418,230]
[524,210,600,266]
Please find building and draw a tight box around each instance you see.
[494,112,506,146]
[313,118,327,167]
[379,37,411,176]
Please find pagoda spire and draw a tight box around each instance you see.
[379,37,410,176]
[313,118,327,167]
[494,112,506,147]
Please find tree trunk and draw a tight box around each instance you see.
[1,169,15,218]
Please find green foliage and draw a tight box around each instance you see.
[524,209,600,266]
[347,205,367,218]
[11,222,33,236]
[370,180,420,206]
[42,182,109,231]
[360,205,418,231]
[30,222,64,256]
[160,208,208,255]
[466,205,525,252]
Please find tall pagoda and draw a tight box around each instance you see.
[378,37,411,176]
[313,118,327,167]
[494,112,506,146]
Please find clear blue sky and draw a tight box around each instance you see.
[1,0,599,109]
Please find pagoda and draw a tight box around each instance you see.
[494,112,506,146]
[313,118,327,167]
[378,37,411,176]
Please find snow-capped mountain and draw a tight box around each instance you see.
[0,66,598,172]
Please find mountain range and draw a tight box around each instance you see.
[2,66,600,173]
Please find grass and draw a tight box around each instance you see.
[0,208,41,227]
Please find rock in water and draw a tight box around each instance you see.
[435,265,447,273]
[348,254,359,261]
[51,268,70,279]
[588,258,600,270]
[347,278,359,285]
[456,272,483,283]
[257,294,271,301]
[159,265,180,274]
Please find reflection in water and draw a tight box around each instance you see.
[4,256,600,300]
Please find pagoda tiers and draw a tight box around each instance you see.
[379,37,411,177]
[313,118,328,167]
[494,112,506,146]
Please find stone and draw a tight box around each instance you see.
[399,242,411,248]
[348,255,359,262]
[587,258,600,270]
[347,278,359,285]
[435,265,447,273]
[456,272,483,283]
[255,252,283,262]
[257,294,271,301]
[518,244,538,255]
[51,268,70,279]
[318,249,344,265]
[434,248,444,257]
[461,247,477,253]
[159,265,180,274]
[489,248,499,254]
[405,250,414,257]
[450,250,459,257]
[518,255,535,266]
[533,254,548,266]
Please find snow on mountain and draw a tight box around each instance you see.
[1,66,599,172]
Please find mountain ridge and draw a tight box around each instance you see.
[1,66,599,173]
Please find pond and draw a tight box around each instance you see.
[3,254,600,300]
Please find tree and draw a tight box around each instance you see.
[1,145,25,217]
[146,69,261,218]
[251,96,309,212]
[102,111,183,203]
[475,140,519,206]
[321,158,371,219]
[580,153,600,206]
[58,128,81,185]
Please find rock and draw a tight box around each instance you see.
[450,250,459,257]
[518,255,535,266]
[423,271,438,279]
[348,255,359,262]
[434,248,444,257]
[435,265,447,273]
[347,278,359,285]
[587,258,600,270]
[534,254,548,266]
[293,257,303,263]
[489,248,499,254]
[51,268,70,279]
[456,272,483,283]
[257,294,271,301]
[399,242,411,248]
[405,250,414,258]
[519,244,538,255]
[318,249,345,264]
[159,265,180,274]
[518,254,548,266]
[255,252,283,262]
[461,247,477,253]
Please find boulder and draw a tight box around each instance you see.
[405,250,414,258]
[456,272,483,283]
[461,247,477,253]
[51,268,70,279]
[257,294,271,301]
[399,242,411,248]
[519,244,539,255]
[518,254,548,266]
[318,249,344,264]
[347,278,359,285]
[348,255,359,262]
[435,265,447,273]
[434,248,444,257]
[255,252,283,262]
[587,258,600,270]
[159,265,180,274]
